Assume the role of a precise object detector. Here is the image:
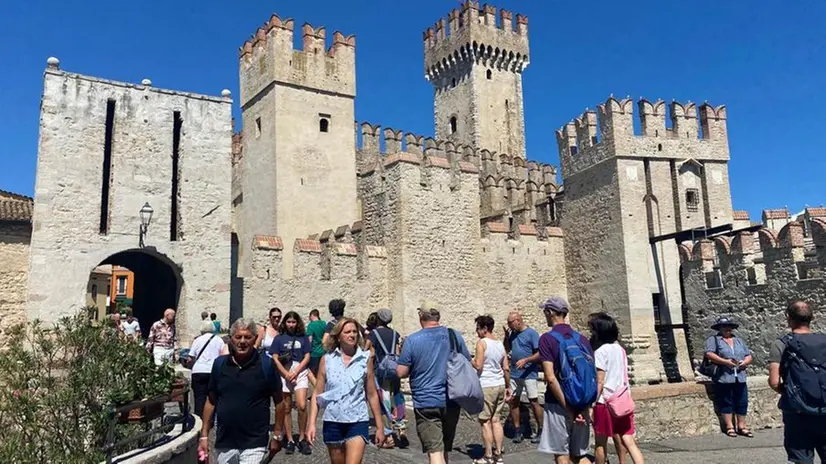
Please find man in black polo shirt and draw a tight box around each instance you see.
[199,318,284,463]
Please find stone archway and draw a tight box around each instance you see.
[93,248,183,337]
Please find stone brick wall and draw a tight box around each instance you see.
[29,66,232,341]
[0,223,30,341]
[682,221,826,371]
[242,236,389,328]
[632,376,781,442]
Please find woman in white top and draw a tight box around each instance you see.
[589,312,645,464]
[187,320,226,420]
[472,315,512,464]
[255,307,281,351]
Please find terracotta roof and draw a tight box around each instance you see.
[732,210,750,221]
[806,207,826,218]
[0,190,33,223]
[763,208,790,220]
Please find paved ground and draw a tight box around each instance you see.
[209,416,806,463]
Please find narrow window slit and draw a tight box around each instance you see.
[171,111,182,241]
[100,99,116,234]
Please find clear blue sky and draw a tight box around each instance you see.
[1,1,824,219]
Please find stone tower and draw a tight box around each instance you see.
[557,97,733,384]
[424,1,529,157]
[236,15,359,276]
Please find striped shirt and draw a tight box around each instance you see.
[319,348,370,423]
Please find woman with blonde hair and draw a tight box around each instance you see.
[307,318,384,464]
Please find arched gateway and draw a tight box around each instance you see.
[26,63,233,341]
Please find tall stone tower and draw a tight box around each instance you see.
[237,15,359,275]
[424,1,529,157]
[558,97,733,384]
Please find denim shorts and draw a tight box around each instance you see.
[323,421,369,446]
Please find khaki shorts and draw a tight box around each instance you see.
[478,386,506,421]
[510,378,539,402]
[414,406,460,453]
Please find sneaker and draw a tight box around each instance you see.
[285,441,296,455]
[531,428,542,444]
[512,431,523,444]
[299,439,312,455]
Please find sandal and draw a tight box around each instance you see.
[737,428,754,438]
[494,453,505,464]
[725,428,737,437]
[473,457,493,464]
[378,435,396,449]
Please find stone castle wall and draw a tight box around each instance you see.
[28,66,233,341]
[681,220,826,371]
[0,223,30,341]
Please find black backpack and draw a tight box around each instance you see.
[780,333,826,415]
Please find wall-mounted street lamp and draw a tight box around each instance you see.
[139,202,154,248]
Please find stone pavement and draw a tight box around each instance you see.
[211,415,805,463]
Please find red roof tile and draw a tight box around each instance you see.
[763,208,790,220]
[806,207,826,218]
[0,190,33,223]
[252,235,283,250]
[732,210,750,221]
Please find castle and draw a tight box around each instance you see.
[2,2,823,383]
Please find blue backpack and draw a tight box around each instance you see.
[549,331,597,410]
[780,333,826,415]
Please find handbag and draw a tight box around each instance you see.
[698,336,721,378]
[182,333,217,369]
[605,347,635,418]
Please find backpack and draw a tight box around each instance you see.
[549,331,597,410]
[446,329,485,415]
[374,329,400,382]
[780,333,826,415]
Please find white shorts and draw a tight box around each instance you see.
[281,361,309,393]
[153,347,174,366]
[509,378,539,402]
[216,447,267,464]
[537,402,591,457]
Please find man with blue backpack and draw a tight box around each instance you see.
[768,301,826,464]
[536,296,597,464]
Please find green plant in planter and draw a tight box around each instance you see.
[0,313,177,462]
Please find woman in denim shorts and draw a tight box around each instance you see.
[307,318,384,463]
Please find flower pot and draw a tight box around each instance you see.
[119,402,164,423]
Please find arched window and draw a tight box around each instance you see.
[486,69,492,80]
[449,116,457,134]
[319,118,329,133]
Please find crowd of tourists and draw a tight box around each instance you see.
[169,296,824,464]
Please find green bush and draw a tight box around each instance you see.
[0,314,177,463]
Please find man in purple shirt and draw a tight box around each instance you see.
[536,296,594,464]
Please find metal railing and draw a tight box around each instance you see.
[102,384,192,464]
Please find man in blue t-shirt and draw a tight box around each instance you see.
[504,311,544,443]
[397,302,470,463]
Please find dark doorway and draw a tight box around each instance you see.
[97,248,182,337]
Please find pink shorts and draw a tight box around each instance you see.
[593,403,635,437]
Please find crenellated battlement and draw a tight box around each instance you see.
[680,220,826,288]
[250,231,386,283]
[423,1,529,82]
[356,121,480,178]
[356,122,557,221]
[238,13,356,106]
[556,96,729,178]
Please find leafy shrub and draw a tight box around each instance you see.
[0,314,177,463]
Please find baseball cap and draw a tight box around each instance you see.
[418,300,439,315]
[538,296,569,315]
[377,309,393,324]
